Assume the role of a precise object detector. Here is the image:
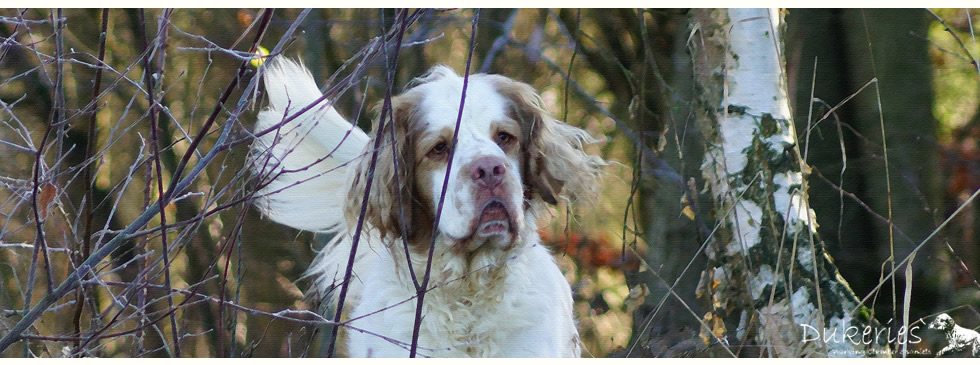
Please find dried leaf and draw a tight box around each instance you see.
[681,205,696,221]
[680,194,696,221]
[624,283,649,313]
[38,182,56,220]
[698,312,714,345]
[711,314,727,338]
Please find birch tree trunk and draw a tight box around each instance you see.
[690,9,890,357]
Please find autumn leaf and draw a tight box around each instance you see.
[624,283,649,313]
[37,182,56,220]
[698,312,727,345]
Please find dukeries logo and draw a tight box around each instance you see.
[799,320,924,357]
[799,314,980,357]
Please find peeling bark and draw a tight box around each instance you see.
[690,9,890,357]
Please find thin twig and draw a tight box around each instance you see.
[138,8,181,357]
[478,9,518,73]
[411,8,480,358]
[326,9,411,358]
[162,9,273,203]
[626,173,760,357]
[926,8,980,78]
[859,9,899,323]
[22,10,61,355]
[217,194,251,357]
[851,186,980,318]
[380,9,421,291]
[532,39,684,188]
[0,7,279,354]
[72,8,110,353]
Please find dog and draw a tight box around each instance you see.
[249,58,604,357]
[929,313,980,357]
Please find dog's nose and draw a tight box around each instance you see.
[471,157,506,187]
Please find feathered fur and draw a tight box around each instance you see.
[250,58,604,357]
[250,59,371,306]
[251,58,369,232]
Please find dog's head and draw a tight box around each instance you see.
[345,66,604,252]
[929,313,955,331]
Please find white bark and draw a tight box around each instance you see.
[702,8,814,255]
[692,8,889,357]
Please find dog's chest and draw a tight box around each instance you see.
[345,241,575,357]
[353,250,541,356]
[421,273,529,356]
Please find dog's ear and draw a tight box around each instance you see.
[345,97,420,241]
[492,77,605,206]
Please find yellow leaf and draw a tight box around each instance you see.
[711,314,727,338]
[680,193,696,220]
[699,312,713,345]
[681,205,696,221]
[251,46,269,68]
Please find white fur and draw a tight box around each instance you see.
[344,231,578,357]
[251,59,581,357]
[251,58,369,232]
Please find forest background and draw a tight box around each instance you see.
[0,8,978,358]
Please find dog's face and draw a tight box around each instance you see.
[930,313,954,331]
[346,66,603,253]
[408,72,524,249]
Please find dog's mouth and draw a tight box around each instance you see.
[476,201,511,236]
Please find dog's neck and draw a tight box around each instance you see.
[391,216,538,290]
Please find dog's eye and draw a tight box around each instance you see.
[495,132,514,146]
[428,142,449,156]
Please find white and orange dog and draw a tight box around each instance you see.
[250,59,603,357]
